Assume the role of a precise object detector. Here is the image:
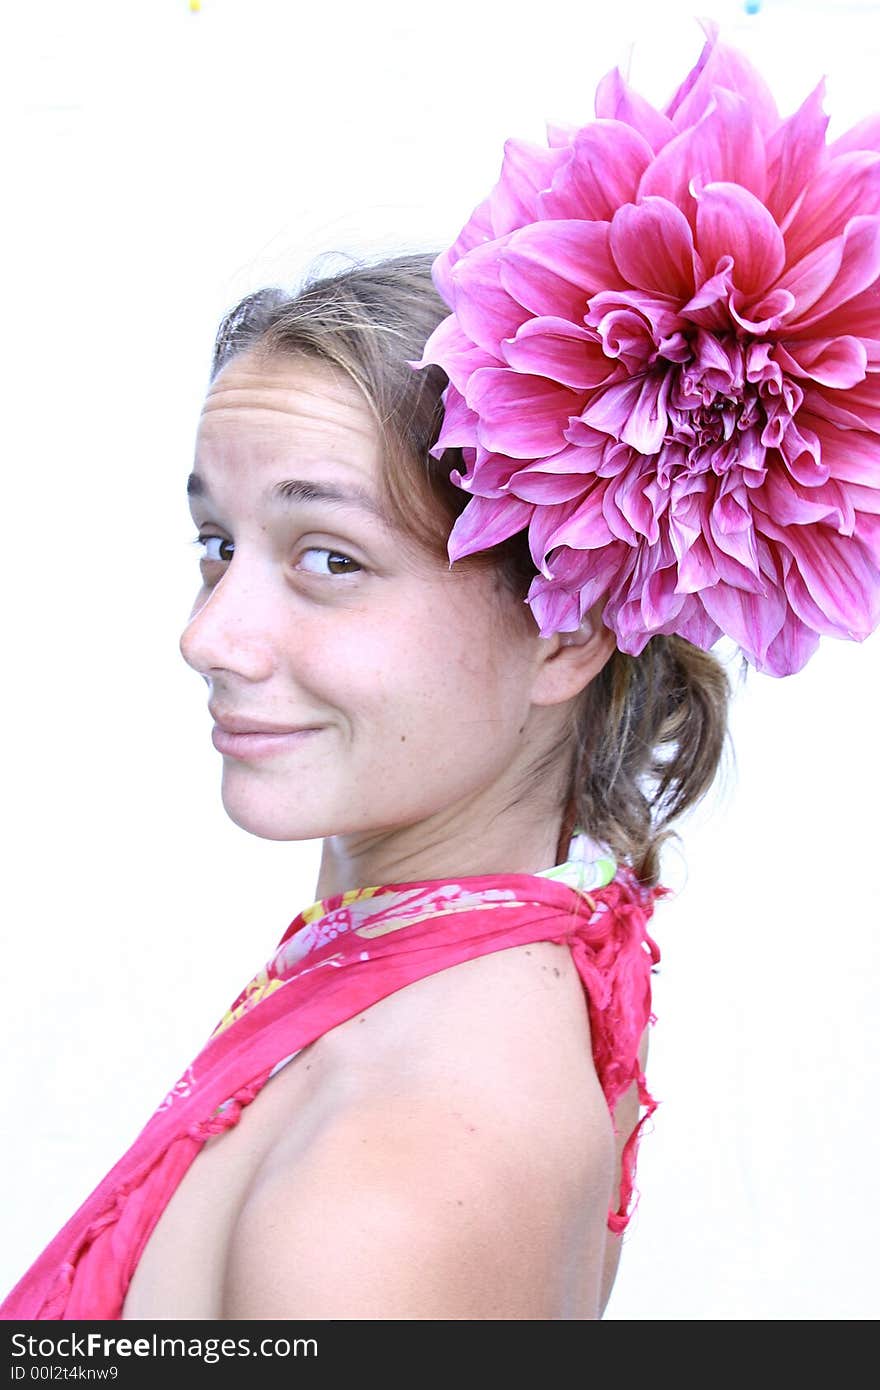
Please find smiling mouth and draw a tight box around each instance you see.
[211,725,324,760]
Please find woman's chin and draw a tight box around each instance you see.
[219,789,317,842]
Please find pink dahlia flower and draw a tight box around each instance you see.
[412,23,880,675]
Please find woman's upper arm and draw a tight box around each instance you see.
[221,939,622,1320]
[221,1080,614,1320]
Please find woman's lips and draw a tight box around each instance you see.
[211,725,323,760]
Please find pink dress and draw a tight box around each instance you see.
[0,835,668,1319]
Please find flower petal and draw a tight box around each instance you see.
[640,551,691,627]
[586,302,659,374]
[525,579,582,637]
[501,316,618,390]
[772,232,846,321]
[410,313,497,393]
[661,20,718,125]
[527,546,626,637]
[708,477,763,578]
[466,365,582,457]
[431,141,572,303]
[446,492,533,564]
[764,80,829,230]
[606,534,688,641]
[430,384,480,455]
[545,119,578,148]
[580,373,670,455]
[537,121,654,221]
[527,495,590,575]
[855,508,880,564]
[498,220,622,323]
[537,487,617,556]
[757,512,880,636]
[448,447,522,496]
[729,286,796,333]
[790,279,880,351]
[594,65,676,153]
[783,151,880,265]
[585,289,684,348]
[680,255,734,329]
[487,137,569,237]
[801,384,880,432]
[801,413,880,485]
[825,373,880,429]
[830,114,880,158]
[431,196,494,306]
[782,214,880,333]
[760,613,821,676]
[503,443,604,505]
[507,468,591,504]
[606,465,663,545]
[663,27,779,136]
[699,571,788,663]
[774,336,867,389]
[756,466,856,532]
[609,197,697,297]
[694,181,786,295]
[446,234,531,355]
[640,89,767,215]
[669,597,725,653]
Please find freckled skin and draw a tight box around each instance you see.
[180,351,617,900]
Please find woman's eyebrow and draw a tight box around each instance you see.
[186,472,387,521]
[269,476,386,519]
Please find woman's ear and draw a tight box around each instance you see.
[530,600,618,707]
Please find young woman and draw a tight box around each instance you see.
[5,25,879,1321]
[0,251,727,1320]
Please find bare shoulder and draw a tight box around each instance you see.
[324,936,610,1121]
[221,940,618,1319]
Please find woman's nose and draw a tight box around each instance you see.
[179,568,278,682]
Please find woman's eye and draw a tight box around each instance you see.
[195,535,234,564]
[191,535,361,579]
[297,547,363,578]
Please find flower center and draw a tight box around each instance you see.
[659,331,796,478]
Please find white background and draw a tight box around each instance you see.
[2,0,878,1319]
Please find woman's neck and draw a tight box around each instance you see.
[314,805,569,902]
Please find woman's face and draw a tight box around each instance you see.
[180,350,562,862]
